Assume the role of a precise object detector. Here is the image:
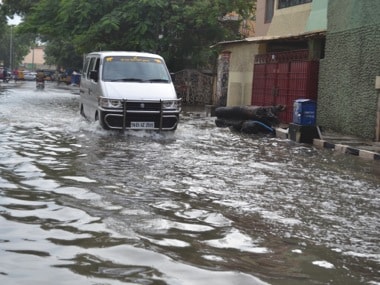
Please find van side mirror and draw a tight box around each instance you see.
[90,70,98,82]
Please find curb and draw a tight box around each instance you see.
[313,138,380,161]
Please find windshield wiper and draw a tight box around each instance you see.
[145,78,169,83]
[108,78,169,83]
[110,78,144,82]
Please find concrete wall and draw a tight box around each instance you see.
[225,43,259,106]
[305,0,328,32]
[255,0,271,36]
[266,2,312,36]
[317,0,380,139]
[256,0,326,36]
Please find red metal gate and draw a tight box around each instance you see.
[251,50,319,123]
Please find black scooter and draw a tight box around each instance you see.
[36,80,45,90]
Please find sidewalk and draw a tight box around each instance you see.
[313,131,380,161]
[274,126,380,161]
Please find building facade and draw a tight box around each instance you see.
[21,46,55,70]
[215,0,327,123]
[215,0,380,140]
[317,0,380,140]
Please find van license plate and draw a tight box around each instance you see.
[130,122,155,129]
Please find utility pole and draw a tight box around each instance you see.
[32,45,35,71]
[9,25,14,71]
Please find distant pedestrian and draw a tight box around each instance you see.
[13,69,19,82]
[3,68,8,83]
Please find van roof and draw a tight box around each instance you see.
[86,51,163,59]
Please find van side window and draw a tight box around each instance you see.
[87,57,95,78]
[94,58,100,72]
[91,58,101,81]
[82,58,90,79]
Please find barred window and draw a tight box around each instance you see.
[278,0,312,9]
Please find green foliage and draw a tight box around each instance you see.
[1,0,256,71]
[0,24,34,69]
[1,0,39,16]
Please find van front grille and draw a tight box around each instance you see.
[125,102,161,111]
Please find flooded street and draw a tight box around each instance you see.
[0,81,379,285]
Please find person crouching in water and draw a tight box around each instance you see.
[36,70,45,89]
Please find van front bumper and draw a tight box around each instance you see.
[98,99,181,131]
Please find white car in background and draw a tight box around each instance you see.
[23,72,37,81]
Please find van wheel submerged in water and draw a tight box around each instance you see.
[95,111,109,130]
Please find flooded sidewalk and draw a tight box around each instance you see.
[313,130,380,160]
[273,123,380,161]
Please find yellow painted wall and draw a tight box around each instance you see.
[225,43,260,106]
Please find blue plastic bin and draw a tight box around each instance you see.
[293,99,316,125]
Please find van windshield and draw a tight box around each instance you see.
[102,56,171,82]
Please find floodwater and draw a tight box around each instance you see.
[0,81,379,285]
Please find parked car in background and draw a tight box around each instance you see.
[23,71,37,81]
[43,70,56,81]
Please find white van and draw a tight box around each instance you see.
[79,51,181,131]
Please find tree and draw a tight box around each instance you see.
[0,2,36,69]
[0,24,34,69]
[1,0,256,71]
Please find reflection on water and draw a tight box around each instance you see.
[0,82,379,285]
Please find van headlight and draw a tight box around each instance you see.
[162,100,178,109]
[99,98,122,108]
